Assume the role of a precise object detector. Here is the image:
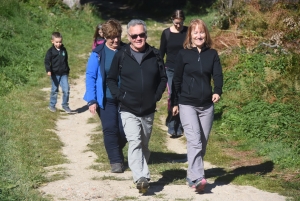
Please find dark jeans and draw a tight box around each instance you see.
[97,98,127,164]
[166,67,183,135]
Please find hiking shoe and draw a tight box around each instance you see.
[62,106,73,114]
[136,177,149,190]
[195,178,207,192]
[48,106,56,112]
[186,178,196,188]
[110,163,124,173]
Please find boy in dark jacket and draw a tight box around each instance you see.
[44,32,73,113]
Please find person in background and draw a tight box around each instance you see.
[172,19,223,193]
[45,32,73,114]
[107,19,167,192]
[84,19,127,173]
[92,23,105,50]
[159,9,187,138]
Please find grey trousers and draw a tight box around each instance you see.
[120,111,154,182]
[179,104,214,181]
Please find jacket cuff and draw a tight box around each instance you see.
[87,100,97,106]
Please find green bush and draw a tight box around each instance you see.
[212,0,246,30]
[217,46,300,169]
[0,0,97,96]
[0,0,99,199]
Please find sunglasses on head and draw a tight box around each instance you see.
[129,32,146,39]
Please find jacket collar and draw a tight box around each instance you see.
[191,45,209,53]
[52,44,65,51]
[125,43,151,53]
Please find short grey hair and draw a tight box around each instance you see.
[127,19,147,34]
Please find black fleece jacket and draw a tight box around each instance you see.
[172,46,223,107]
[44,45,70,75]
[107,43,167,117]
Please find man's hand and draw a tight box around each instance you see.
[172,106,179,116]
[47,72,51,76]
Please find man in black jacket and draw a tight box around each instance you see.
[107,19,167,192]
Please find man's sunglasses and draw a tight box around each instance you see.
[129,32,146,39]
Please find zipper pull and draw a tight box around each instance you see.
[198,56,200,61]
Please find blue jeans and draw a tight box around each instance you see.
[49,74,70,108]
[166,68,183,135]
[97,98,127,164]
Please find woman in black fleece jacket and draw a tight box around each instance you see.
[172,19,223,193]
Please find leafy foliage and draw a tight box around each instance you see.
[215,45,300,169]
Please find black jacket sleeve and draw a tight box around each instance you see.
[212,52,223,96]
[171,51,184,106]
[155,58,167,102]
[44,47,52,72]
[159,29,167,59]
[64,47,70,70]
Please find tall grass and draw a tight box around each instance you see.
[0,0,99,200]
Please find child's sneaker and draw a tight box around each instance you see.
[186,178,196,188]
[48,106,56,112]
[62,106,74,114]
[195,178,207,192]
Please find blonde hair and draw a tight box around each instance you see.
[183,19,212,49]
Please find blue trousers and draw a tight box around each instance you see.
[97,98,127,164]
[166,68,183,135]
[49,74,69,108]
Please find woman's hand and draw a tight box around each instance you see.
[172,106,179,116]
[212,94,220,103]
[89,103,97,115]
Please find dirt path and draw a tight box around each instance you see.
[39,75,287,201]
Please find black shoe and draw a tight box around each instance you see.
[136,177,149,190]
[110,163,123,173]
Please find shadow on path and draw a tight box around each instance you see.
[75,105,89,113]
[149,151,187,164]
[145,160,274,194]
